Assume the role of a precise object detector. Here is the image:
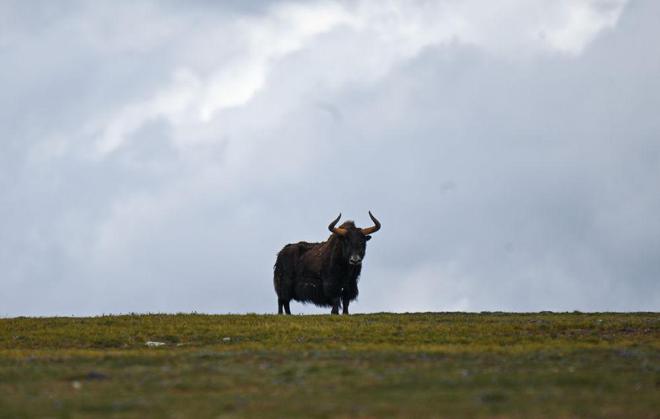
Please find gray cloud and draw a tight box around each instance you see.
[1,0,658,315]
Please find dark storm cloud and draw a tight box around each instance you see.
[1,0,657,315]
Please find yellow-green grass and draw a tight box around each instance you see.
[1,313,658,418]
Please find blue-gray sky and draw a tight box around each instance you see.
[1,0,658,315]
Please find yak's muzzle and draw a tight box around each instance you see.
[349,255,362,265]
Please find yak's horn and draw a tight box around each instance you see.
[328,213,347,236]
[361,211,381,235]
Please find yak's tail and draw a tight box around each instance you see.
[273,243,308,298]
[273,260,283,296]
[273,251,294,314]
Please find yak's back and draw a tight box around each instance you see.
[275,241,322,270]
[290,241,319,253]
[278,241,319,257]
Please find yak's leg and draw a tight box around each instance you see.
[278,299,292,315]
[341,284,358,315]
[342,296,350,315]
[331,298,340,315]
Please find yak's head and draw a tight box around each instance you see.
[328,211,381,265]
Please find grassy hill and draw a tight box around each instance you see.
[0,313,658,418]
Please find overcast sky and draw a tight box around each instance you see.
[2,0,658,316]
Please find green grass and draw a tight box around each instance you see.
[0,312,658,418]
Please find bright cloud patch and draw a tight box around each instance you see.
[88,0,627,156]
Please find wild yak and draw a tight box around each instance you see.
[273,212,381,315]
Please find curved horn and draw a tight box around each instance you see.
[328,213,347,236]
[361,211,381,235]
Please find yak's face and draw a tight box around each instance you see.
[328,211,381,266]
[340,229,371,266]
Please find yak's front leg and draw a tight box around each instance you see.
[341,285,357,315]
[330,297,340,315]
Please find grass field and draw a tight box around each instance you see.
[0,313,658,418]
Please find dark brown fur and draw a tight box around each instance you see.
[273,221,372,315]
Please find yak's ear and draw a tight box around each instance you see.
[365,235,372,241]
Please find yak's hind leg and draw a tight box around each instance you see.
[278,300,285,314]
[278,299,291,315]
[275,282,292,315]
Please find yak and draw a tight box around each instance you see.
[273,212,381,315]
